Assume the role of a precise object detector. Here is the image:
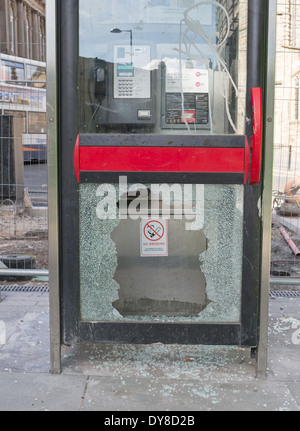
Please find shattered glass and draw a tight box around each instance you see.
[79,183,243,323]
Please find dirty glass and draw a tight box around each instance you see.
[78,0,248,135]
[79,183,244,323]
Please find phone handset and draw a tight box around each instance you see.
[94,58,106,98]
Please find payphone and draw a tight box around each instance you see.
[92,51,212,130]
[93,45,156,127]
[86,54,216,132]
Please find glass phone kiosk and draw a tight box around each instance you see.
[47,0,275,375]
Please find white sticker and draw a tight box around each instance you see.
[166,67,209,94]
[140,218,168,257]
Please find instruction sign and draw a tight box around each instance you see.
[140,218,168,257]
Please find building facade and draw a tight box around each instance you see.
[0,0,46,61]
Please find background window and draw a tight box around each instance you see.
[28,112,46,133]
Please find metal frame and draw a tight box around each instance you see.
[80,322,241,345]
[48,0,274,374]
[57,0,80,347]
[47,0,61,374]
[256,0,277,378]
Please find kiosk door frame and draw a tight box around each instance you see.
[47,0,276,376]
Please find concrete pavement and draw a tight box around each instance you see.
[0,290,299,411]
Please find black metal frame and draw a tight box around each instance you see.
[80,322,241,345]
[57,0,267,347]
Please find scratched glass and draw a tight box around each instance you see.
[78,0,248,135]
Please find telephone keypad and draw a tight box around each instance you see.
[117,79,134,97]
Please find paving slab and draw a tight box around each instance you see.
[81,376,299,411]
[268,297,300,381]
[0,372,87,411]
[0,292,299,411]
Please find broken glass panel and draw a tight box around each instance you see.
[79,182,243,323]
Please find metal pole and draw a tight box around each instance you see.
[47,0,61,374]
[0,269,48,277]
[256,0,277,379]
[270,277,300,286]
[58,0,80,346]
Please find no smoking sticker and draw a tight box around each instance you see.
[140,218,168,257]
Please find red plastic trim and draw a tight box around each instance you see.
[249,88,263,185]
[74,134,80,182]
[244,137,250,184]
[79,146,245,174]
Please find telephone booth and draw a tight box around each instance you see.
[47,0,276,375]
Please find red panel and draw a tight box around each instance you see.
[79,146,245,174]
[244,137,250,184]
[74,135,80,182]
[249,88,263,185]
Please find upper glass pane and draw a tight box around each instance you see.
[78,0,248,135]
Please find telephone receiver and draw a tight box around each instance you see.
[94,58,106,98]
